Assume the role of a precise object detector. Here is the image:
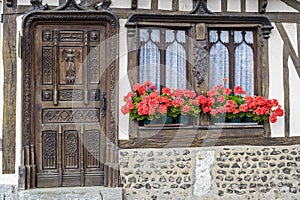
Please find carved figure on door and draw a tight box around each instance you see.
[62,48,80,84]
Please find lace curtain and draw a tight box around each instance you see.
[209,30,254,95]
[139,29,186,89]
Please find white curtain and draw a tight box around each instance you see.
[166,30,186,89]
[209,30,229,88]
[209,30,254,95]
[139,29,160,89]
[234,31,254,95]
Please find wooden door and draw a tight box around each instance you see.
[34,24,108,187]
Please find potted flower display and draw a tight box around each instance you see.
[202,82,284,124]
[121,81,203,125]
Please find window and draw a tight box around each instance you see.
[208,29,257,95]
[139,28,188,90]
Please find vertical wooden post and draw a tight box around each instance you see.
[2,1,17,174]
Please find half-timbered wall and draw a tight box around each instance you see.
[0,0,299,192]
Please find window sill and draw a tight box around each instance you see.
[118,124,266,148]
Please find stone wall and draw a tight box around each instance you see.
[120,145,300,200]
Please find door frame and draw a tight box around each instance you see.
[19,0,119,189]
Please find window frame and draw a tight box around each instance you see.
[207,27,258,95]
[137,27,191,91]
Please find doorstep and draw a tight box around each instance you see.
[18,186,123,200]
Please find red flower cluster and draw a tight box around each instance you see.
[121,81,202,121]
[121,81,284,124]
[201,84,283,123]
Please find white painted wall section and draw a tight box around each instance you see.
[110,0,131,9]
[289,58,300,136]
[179,0,193,11]
[269,24,285,137]
[158,0,172,10]
[18,0,60,6]
[118,20,130,140]
[207,0,221,12]
[246,0,258,12]
[138,0,151,9]
[267,0,298,12]
[227,0,241,12]
[283,23,298,56]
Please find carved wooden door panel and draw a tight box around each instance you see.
[34,24,108,187]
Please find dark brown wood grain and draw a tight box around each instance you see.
[119,126,300,149]
[2,3,17,174]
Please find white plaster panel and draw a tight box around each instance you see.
[179,0,193,11]
[207,0,221,12]
[227,0,241,12]
[158,0,172,10]
[18,0,60,6]
[283,23,298,57]
[138,0,151,9]
[246,0,258,12]
[269,24,285,137]
[267,0,298,12]
[118,19,130,140]
[289,58,300,137]
[110,0,131,9]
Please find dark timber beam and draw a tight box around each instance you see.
[2,0,17,174]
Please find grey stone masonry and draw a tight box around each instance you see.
[120,145,300,200]
[120,148,195,200]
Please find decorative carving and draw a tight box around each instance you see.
[30,0,49,11]
[89,89,100,101]
[190,0,212,14]
[43,30,52,41]
[89,46,100,83]
[65,131,78,156]
[61,48,81,84]
[259,0,268,14]
[100,91,106,118]
[126,14,273,39]
[193,40,208,87]
[42,109,100,123]
[87,131,100,167]
[131,0,138,10]
[59,31,83,42]
[58,90,84,101]
[95,0,112,10]
[42,47,53,84]
[42,90,53,101]
[55,0,84,11]
[21,7,119,188]
[89,31,99,42]
[42,131,57,169]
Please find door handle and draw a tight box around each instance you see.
[100,91,106,118]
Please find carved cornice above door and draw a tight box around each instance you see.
[190,0,212,14]
[55,0,85,11]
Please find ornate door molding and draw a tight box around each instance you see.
[20,0,119,189]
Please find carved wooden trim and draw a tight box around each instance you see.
[259,0,268,14]
[126,14,273,39]
[131,0,138,10]
[190,0,212,14]
[21,6,119,189]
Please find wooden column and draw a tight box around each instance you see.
[2,1,17,174]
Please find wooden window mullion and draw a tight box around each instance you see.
[160,29,166,89]
[229,30,235,90]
